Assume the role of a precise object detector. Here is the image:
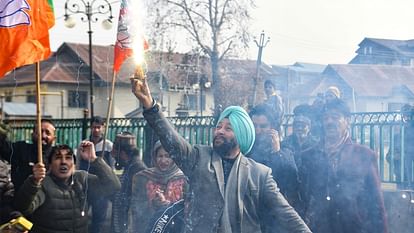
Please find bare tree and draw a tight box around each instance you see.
[145,0,255,108]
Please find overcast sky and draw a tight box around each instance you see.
[50,0,414,65]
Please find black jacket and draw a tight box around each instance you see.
[0,140,52,192]
[14,158,121,233]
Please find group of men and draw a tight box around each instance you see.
[130,78,388,233]
[0,77,389,233]
[0,118,123,233]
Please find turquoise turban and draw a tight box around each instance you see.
[216,106,255,154]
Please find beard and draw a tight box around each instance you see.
[42,142,53,151]
[213,136,238,158]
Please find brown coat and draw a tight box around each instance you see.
[301,139,388,233]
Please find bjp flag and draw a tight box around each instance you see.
[113,0,148,73]
[0,0,55,78]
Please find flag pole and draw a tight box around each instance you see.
[102,71,117,153]
[35,62,43,164]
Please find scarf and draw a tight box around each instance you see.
[219,155,241,233]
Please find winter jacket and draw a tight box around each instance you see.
[112,157,147,233]
[14,157,121,233]
[301,139,388,233]
[143,108,311,233]
[248,147,300,206]
[0,140,52,192]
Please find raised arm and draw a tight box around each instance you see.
[79,141,121,198]
[130,78,198,175]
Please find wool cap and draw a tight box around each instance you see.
[113,131,136,149]
[326,86,341,98]
[216,106,255,154]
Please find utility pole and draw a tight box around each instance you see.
[64,0,113,120]
[251,31,270,107]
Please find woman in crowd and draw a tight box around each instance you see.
[130,141,188,233]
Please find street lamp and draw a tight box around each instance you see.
[64,0,114,119]
[192,75,211,116]
[199,75,210,116]
[251,30,270,107]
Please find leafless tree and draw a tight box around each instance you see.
[145,0,255,108]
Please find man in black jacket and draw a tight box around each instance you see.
[249,104,300,205]
[0,120,56,192]
[111,132,147,233]
[14,142,121,233]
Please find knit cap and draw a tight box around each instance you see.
[326,86,341,98]
[216,106,255,154]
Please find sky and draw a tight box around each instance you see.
[50,0,414,66]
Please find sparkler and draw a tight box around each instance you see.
[133,64,145,81]
[131,36,148,81]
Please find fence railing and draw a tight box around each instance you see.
[4,111,408,184]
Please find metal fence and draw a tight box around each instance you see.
[4,111,409,183]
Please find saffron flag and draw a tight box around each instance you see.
[0,0,55,78]
[113,0,148,73]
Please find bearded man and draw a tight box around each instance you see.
[0,119,56,192]
[131,78,311,233]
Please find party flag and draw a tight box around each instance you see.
[0,0,55,77]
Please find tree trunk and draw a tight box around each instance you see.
[210,51,222,111]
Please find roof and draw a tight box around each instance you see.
[318,64,414,97]
[0,42,275,91]
[291,62,327,72]
[1,102,51,117]
[359,38,414,57]
[271,62,325,97]
[272,62,326,73]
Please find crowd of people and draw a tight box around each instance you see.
[0,79,396,233]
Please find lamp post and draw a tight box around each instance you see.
[199,75,210,117]
[251,30,270,107]
[64,0,113,119]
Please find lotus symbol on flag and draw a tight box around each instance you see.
[0,0,31,28]
[115,9,132,49]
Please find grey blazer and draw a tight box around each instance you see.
[144,110,311,233]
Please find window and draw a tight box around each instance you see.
[4,91,12,102]
[185,93,198,110]
[26,90,35,103]
[68,90,88,108]
[184,93,206,111]
[388,103,404,112]
[363,46,373,55]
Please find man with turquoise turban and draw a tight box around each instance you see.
[131,78,311,233]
